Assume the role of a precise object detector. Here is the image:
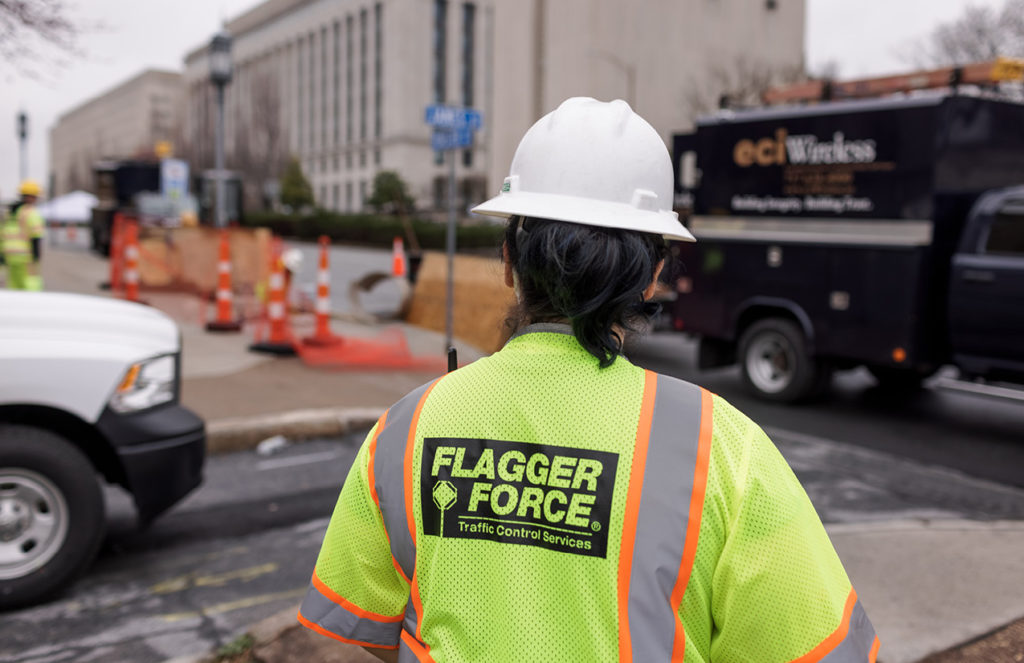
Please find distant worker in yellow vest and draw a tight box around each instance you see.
[299,98,879,663]
[2,180,46,290]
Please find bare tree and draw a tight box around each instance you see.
[905,0,1024,67]
[0,0,84,77]
[230,71,288,210]
[683,55,808,118]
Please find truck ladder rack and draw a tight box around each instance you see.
[763,57,1024,106]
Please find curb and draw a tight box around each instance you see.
[206,406,385,455]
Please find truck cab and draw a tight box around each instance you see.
[0,291,205,607]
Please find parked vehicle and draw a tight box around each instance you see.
[0,291,205,607]
[670,91,1024,402]
[90,159,242,255]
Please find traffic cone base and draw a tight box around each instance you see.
[248,339,298,356]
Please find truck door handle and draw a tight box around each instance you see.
[962,269,995,283]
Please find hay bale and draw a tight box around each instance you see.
[405,251,515,353]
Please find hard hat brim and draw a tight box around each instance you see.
[472,192,695,242]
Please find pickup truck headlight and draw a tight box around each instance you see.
[109,354,177,413]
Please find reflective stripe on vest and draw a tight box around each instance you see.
[797,588,880,663]
[2,221,29,255]
[298,573,403,648]
[372,378,441,660]
[619,373,712,662]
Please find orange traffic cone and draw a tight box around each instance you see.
[249,239,297,355]
[392,237,407,278]
[303,236,341,347]
[123,221,141,303]
[206,230,242,332]
[104,213,126,291]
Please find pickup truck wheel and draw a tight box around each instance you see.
[739,318,824,403]
[0,425,105,609]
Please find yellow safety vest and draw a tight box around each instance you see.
[301,325,879,662]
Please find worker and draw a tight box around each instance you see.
[298,98,879,663]
[2,180,46,291]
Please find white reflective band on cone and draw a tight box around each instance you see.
[217,289,232,301]
[269,273,284,290]
[268,302,285,320]
[125,246,139,260]
[219,262,231,274]
[316,298,330,314]
[124,269,139,283]
[318,271,330,285]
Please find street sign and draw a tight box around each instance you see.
[160,158,190,201]
[431,128,474,152]
[425,104,483,131]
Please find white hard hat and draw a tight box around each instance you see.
[473,97,694,241]
[282,248,303,272]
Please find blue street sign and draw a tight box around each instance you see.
[425,104,483,131]
[432,128,474,151]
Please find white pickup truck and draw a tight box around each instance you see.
[0,291,205,608]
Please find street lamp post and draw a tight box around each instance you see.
[209,31,233,228]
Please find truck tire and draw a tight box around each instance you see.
[0,425,106,609]
[739,318,827,403]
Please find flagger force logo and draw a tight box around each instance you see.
[421,438,618,558]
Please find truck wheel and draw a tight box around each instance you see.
[739,318,826,403]
[0,425,106,609]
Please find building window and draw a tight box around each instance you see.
[374,2,383,139]
[433,0,447,103]
[333,20,341,146]
[333,183,340,210]
[374,148,381,166]
[346,181,353,211]
[309,31,316,150]
[320,184,327,206]
[461,2,475,167]
[346,152,353,169]
[321,155,327,171]
[321,26,328,149]
[346,15,354,144]
[297,37,304,154]
[359,180,367,210]
[359,8,368,142]
[333,154,340,172]
[360,150,366,167]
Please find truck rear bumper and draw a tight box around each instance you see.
[96,404,206,523]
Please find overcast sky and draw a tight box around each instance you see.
[0,0,1007,198]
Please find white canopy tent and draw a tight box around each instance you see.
[36,191,98,224]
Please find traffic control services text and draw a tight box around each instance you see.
[421,438,618,558]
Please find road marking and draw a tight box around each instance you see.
[256,450,342,471]
[161,588,307,622]
[150,563,279,594]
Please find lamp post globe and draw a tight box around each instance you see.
[209,30,233,228]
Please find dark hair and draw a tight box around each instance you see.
[504,215,668,368]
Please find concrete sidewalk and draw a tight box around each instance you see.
[41,251,1024,663]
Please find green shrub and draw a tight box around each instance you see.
[240,210,505,252]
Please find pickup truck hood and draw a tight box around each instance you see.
[0,292,180,422]
[0,291,178,355]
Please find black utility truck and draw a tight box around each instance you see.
[671,91,1024,402]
